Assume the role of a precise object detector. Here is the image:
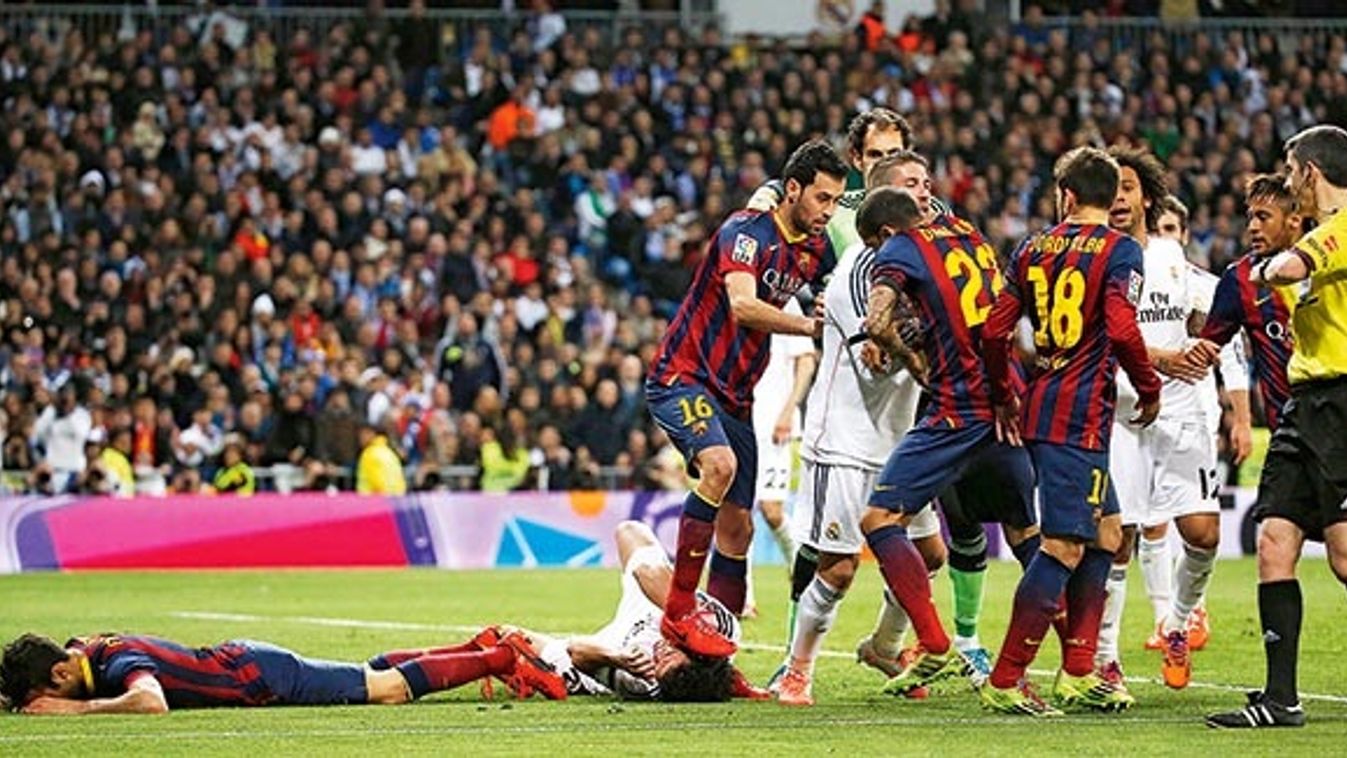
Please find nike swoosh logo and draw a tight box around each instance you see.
[1023,638,1042,647]
[874,484,895,492]
[1255,295,1273,307]
[689,549,707,558]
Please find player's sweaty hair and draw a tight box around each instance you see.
[847,107,913,158]
[656,656,733,702]
[856,186,923,244]
[781,139,849,190]
[1053,146,1120,211]
[1245,172,1297,214]
[0,633,67,710]
[866,150,929,191]
[1286,124,1347,187]
[1106,145,1169,232]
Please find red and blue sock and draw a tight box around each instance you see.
[990,551,1072,689]
[1010,533,1041,570]
[396,647,515,700]
[866,523,949,654]
[367,641,482,670]
[1061,547,1112,676]
[707,548,748,615]
[667,491,719,620]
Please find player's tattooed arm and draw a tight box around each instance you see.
[863,285,928,385]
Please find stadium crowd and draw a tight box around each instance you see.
[0,1,1341,494]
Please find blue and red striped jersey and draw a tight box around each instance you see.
[870,214,1003,429]
[649,210,835,418]
[69,635,274,708]
[985,223,1160,451]
[1200,252,1293,428]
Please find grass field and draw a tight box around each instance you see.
[1,558,1344,756]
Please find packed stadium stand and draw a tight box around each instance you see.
[0,1,1341,495]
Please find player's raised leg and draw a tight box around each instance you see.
[646,382,745,658]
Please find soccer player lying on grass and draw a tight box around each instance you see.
[515,520,763,702]
[1,626,567,715]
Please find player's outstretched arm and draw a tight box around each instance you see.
[725,272,820,338]
[22,674,168,715]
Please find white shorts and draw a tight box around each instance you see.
[756,437,793,502]
[1110,416,1220,528]
[791,459,941,554]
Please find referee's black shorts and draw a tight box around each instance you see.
[1253,376,1347,542]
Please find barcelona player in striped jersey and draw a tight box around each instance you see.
[980,147,1162,716]
[849,186,1038,696]
[1195,174,1299,432]
[646,140,846,659]
[1,629,567,714]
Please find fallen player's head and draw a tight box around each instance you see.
[0,633,78,709]
[651,639,732,702]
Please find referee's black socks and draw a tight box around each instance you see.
[1259,579,1302,706]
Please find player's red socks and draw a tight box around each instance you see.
[866,524,950,654]
[990,552,1072,689]
[1061,547,1112,676]
[667,492,719,619]
[395,647,515,699]
[367,641,483,671]
[707,548,748,615]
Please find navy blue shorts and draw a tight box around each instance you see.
[939,451,1038,532]
[872,420,1035,522]
[244,640,369,705]
[646,379,757,508]
[1027,443,1118,541]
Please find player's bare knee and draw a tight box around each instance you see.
[1042,536,1085,569]
[1112,525,1136,562]
[916,535,946,572]
[860,506,904,535]
[1004,524,1037,546]
[1091,516,1123,555]
[696,448,737,501]
[1140,523,1168,541]
[366,669,412,705]
[759,499,784,527]
[1256,529,1300,582]
[818,553,858,592]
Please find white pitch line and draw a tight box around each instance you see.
[167,610,1347,705]
[11,711,1342,744]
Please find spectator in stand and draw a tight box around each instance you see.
[31,382,92,494]
[213,436,256,496]
[356,421,406,496]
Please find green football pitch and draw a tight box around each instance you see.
[1,558,1344,756]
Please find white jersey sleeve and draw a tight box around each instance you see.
[800,243,921,470]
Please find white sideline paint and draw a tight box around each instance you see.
[168,611,1347,704]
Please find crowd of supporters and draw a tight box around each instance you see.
[0,1,1341,494]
